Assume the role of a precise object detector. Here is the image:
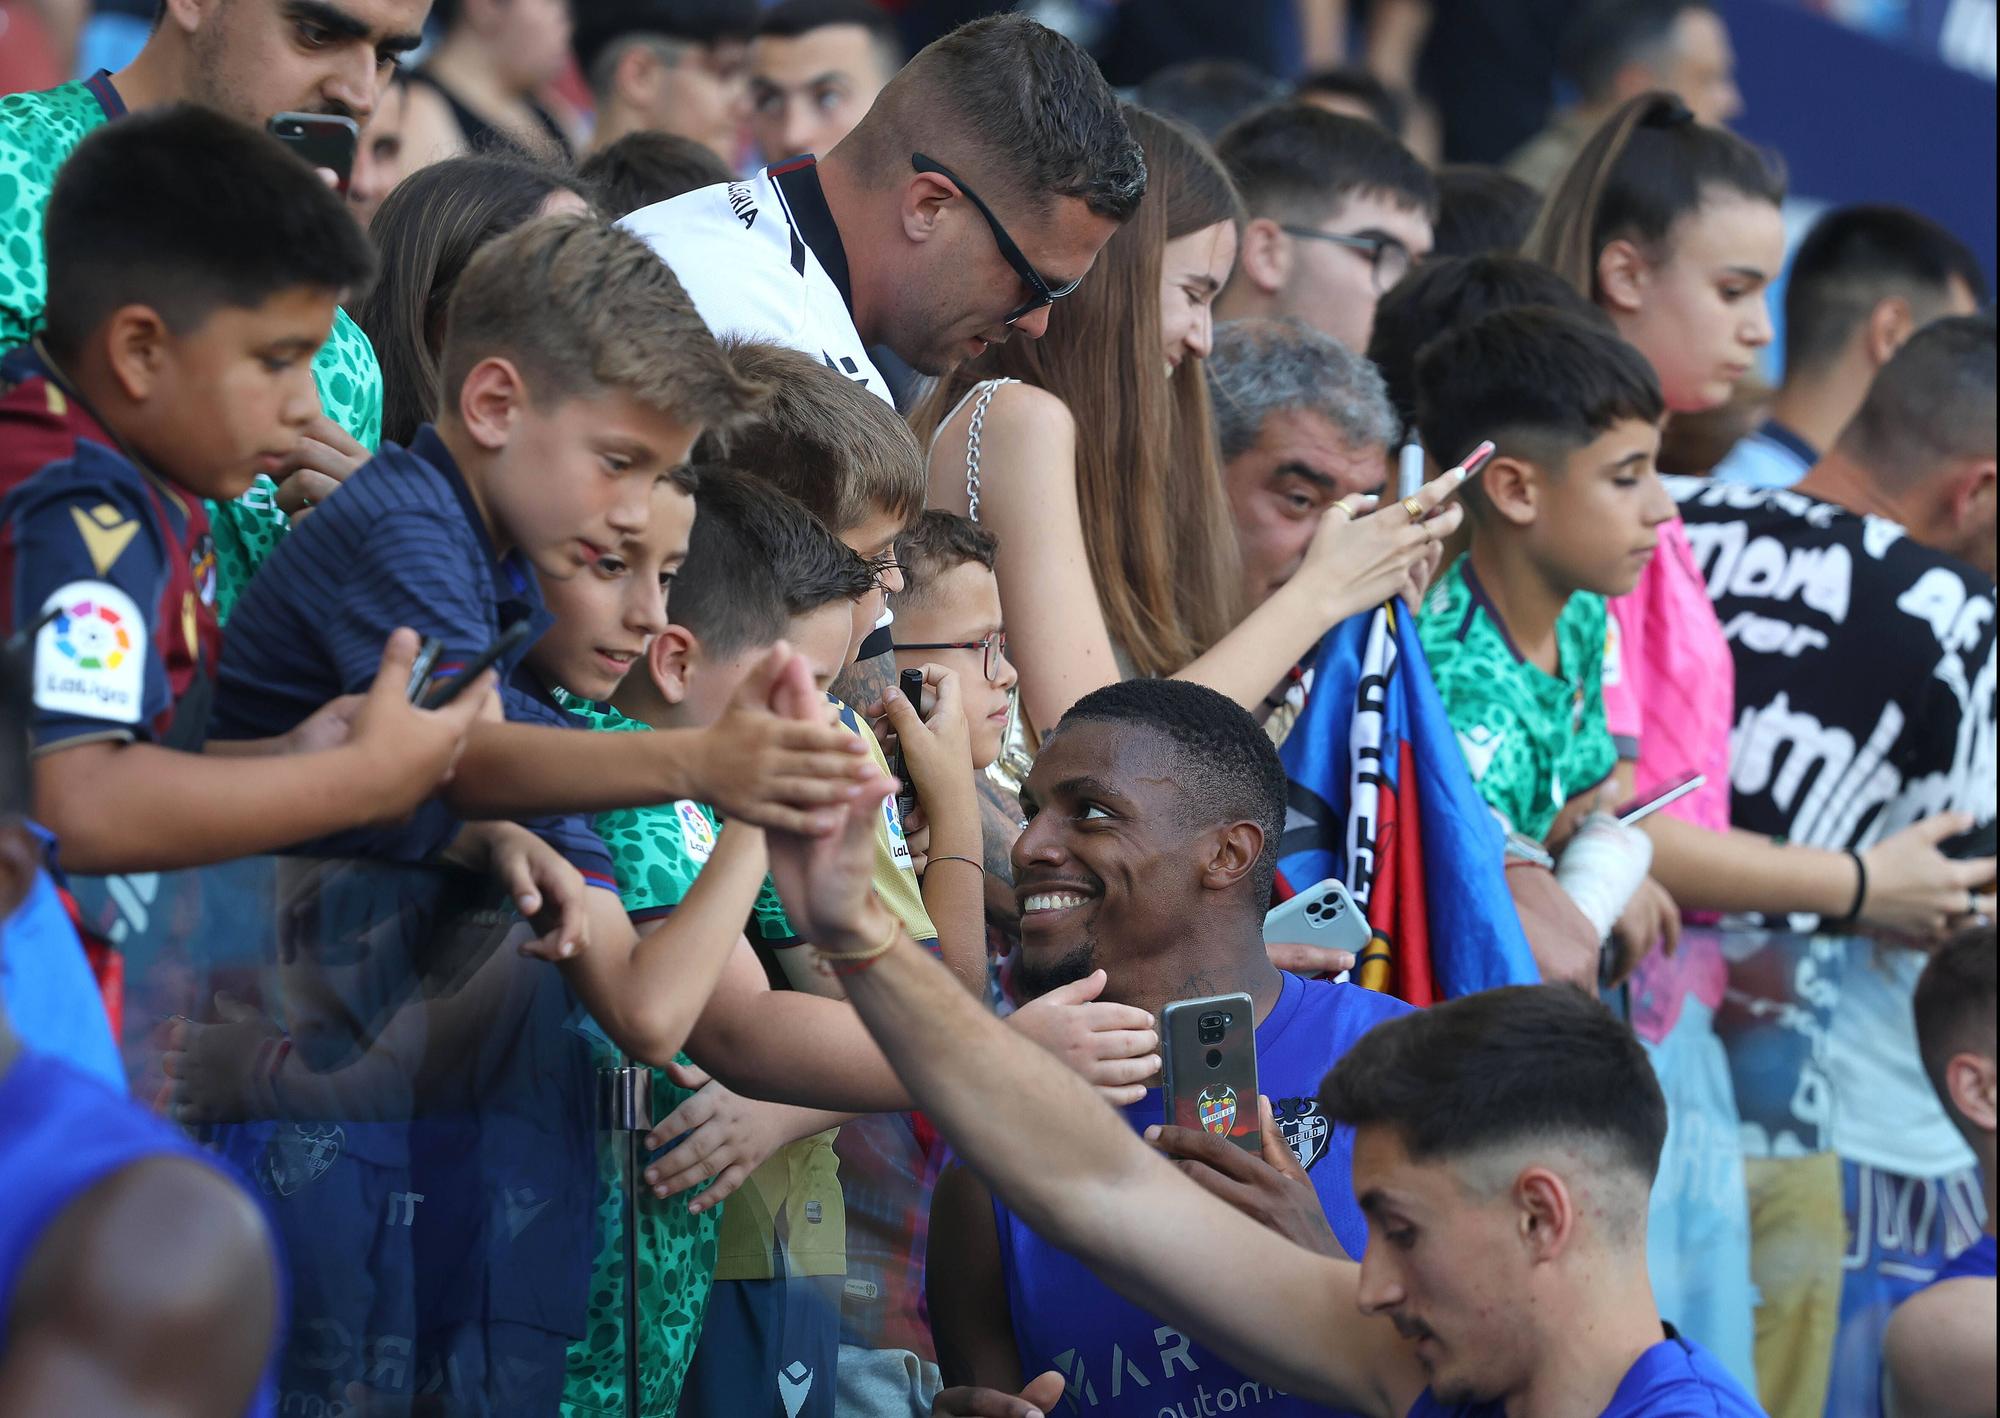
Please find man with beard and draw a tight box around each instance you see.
[925,679,1410,1416]
[757,680,1766,1418]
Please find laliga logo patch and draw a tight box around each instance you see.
[883,793,914,870]
[34,581,146,725]
[1197,1085,1238,1137]
[675,800,717,863]
[1277,1097,1331,1171]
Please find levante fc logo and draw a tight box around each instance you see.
[1197,1085,1238,1136]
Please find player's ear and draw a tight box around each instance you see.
[1200,820,1264,893]
[1514,1164,1577,1262]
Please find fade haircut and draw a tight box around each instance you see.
[1053,679,1287,905]
[441,214,767,433]
[1135,59,1287,142]
[1914,924,1998,1142]
[1559,0,1715,104]
[1321,985,1668,1191]
[580,130,733,219]
[1206,317,1398,463]
[669,467,875,657]
[1294,66,1409,138]
[1216,102,1437,228]
[1836,313,1997,490]
[576,0,760,99]
[42,105,375,363]
[890,511,998,613]
[758,0,904,69]
[691,341,926,535]
[1415,307,1664,509]
[843,13,1146,223]
[1785,205,1988,376]
[1368,255,1609,433]
[1430,165,1541,260]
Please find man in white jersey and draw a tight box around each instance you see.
[620,11,1146,407]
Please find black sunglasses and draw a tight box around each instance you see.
[912,154,1083,326]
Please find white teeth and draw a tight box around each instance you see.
[1023,892,1090,913]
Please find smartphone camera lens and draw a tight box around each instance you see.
[1197,1011,1226,1045]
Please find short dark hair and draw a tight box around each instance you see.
[575,0,761,89]
[851,13,1146,223]
[1414,306,1665,479]
[1368,255,1609,434]
[1836,312,1997,488]
[1217,102,1437,227]
[1430,165,1542,259]
[692,340,926,535]
[1559,0,1713,103]
[579,130,733,219]
[1320,985,1668,1187]
[42,105,375,363]
[1784,205,1989,375]
[670,467,875,657]
[890,510,998,613]
[1915,924,1997,1139]
[1054,679,1287,905]
[1135,60,1288,142]
[758,0,903,62]
[1294,66,1409,138]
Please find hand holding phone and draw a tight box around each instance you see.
[420,622,532,709]
[892,667,927,819]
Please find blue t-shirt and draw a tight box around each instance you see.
[0,835,122,1092]
[212,425,551,863]
[1405,1329,1761,1416]
[992,973,1410,1417]
[0,1050,279,1416]
[501,670,619,893]
[1710,418,1816,490]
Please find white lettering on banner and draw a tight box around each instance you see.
[1342,612,1396,910]
[33,579,147,725]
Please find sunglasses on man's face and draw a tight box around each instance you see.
[912,154,1084,326]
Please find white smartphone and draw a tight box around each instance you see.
[1262,878,1369,965]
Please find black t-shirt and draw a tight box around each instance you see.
[1672,478,1997,855]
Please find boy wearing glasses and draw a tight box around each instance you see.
[1216,104,1436,356]
[890,511,1018,774]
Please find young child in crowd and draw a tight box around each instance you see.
[0,107,493,878]
[209,213,863,1069]
[1413,306,1679,983]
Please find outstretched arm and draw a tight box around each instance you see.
[765,785,1422,1417]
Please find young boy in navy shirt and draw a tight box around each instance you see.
[0,107,492,877]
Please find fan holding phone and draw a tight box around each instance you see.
[922,679,1413,1414]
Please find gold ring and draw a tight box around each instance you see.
[1402,496,1426,523]
[1331,500,1356,520]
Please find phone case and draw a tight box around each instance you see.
[267,113,359,190]
[1262,878,1370,962]
[1161,992,1259,1155]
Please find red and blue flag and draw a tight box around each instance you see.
[1275,605,1538,1005]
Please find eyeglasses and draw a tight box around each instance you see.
[891,631,1009,683]
[913,154,1084,325]
[1277,225,1414,293]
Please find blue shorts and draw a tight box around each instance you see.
[677,1255,842,1418]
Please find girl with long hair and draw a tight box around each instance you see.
[914,106,1456,732]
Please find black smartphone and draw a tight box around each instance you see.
[419,621,531,709]
[893,667,927,820]
[1940,818,1996,861]
[406,637,446,703]
[1161,992,1260,1156]
[267,112,360,194]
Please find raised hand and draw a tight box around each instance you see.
[691,643,871,835]
[1006,968,1161,1105]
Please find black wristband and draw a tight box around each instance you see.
[1830,849,1868,926]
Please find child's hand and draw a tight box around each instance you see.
[692,643,871,835]
[1605,875,1680,986]
[273,413,369,521]
[1005,968,1160,1106]
[488,824,591,960]
[161,993,281,1124]
[641,1060,797,1212]
[349,629,494,820]
[879,665,978,844]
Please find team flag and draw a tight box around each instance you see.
[1276,605,1539,1004]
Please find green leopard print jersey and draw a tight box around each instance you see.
[0,80,385,619]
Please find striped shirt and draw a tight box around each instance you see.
[212,425,552,864]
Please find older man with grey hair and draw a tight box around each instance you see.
[1206,316,1400,608]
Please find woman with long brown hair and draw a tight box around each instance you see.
[913,106,1456,731]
